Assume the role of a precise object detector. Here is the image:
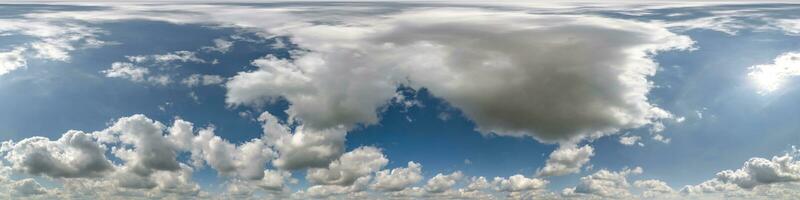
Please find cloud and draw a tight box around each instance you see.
[3,130,114,178]
[225,8,693,143]
[11,178,47,197]
[424,171,463,193]
[259,112,347,170]
[202,38,234,53]
[0,18,108,62]
[748,52,800,93]
[189,127,276,180]
[493,174,549,192]
[0,47,27,76]
[619,135,642,146]
[370,161,423,192]
[181,74,225,87]
[307,146,388,186]
[101,62,150,82]
[100,114,181,175]
[775,19,800,35]
[715,153,800,189]
[122,51,205,65]
[634,179,676,198]
[537,144,595,177]
[562,167,642,199]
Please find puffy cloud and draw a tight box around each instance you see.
[0,47,27,76]
[190,127,275,180]
[3,130,114,178]
[181,74,225,87]
[493,174,548,192]
[102,62,150,82]
[225,8,692,143]
[537,144,595,177]
[619,135,642,146]
[298,176,372,199]
[425,171,464,193]
[680,150,800,198]
[715,153,800,189]
[307,146,388,186]
[748,52,800,93]
[101,114,181,175]
[259,112,347,170]
[466,176,491,191]
[634,179,675,198]
[370,161,423,191]
[562,167,643,199]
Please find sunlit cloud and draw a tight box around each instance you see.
[748,52,800,94]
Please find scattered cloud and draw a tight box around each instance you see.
[537,144,595,177]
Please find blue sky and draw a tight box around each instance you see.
[1,2,800,199]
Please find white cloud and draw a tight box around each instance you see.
[715,153,800,189]
[101,62,149,82]
[634,179,676,198]
[774,19,800,35]
[101,114,181,175]
[424,171,463,193]
[224,8,693,143]
[4,130,114,178]
[465,176,491,191]
[181,74,225,87]
[493,174,548,192]
[259,112,347,170]
[537,144,595,177]
[748,52,800,93]
[307,146,388,186]
[371,161,423,192]
[203,38,234,53]
[562,167,642,199]
[0,47,27,76]
[0,19,108,63]
[619,135,642,146]
[190,127,276,180]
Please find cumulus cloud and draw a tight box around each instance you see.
[225,8,693,143]
[634,179,676,198]
[715,153,800,189]
[493,174,549,192]
[562,167,643,199]
[100,114,181,175]
[371,161,423,192]
[3,130,114,178]
[424,171,464,193]
[259,112,347,170]
[748,52,800,93]
[307,146,388,186]
[537,144,595,177]
[0,47,27,76]
[189,127,275,180]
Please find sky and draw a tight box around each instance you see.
[1,1,800,200]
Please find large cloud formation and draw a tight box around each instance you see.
[225,8,693,143]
